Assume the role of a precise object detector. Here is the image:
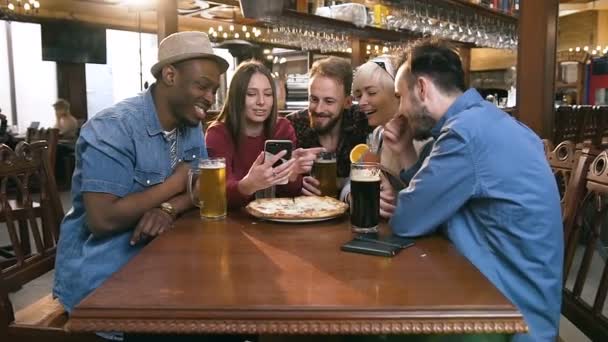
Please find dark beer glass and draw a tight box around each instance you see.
[350,162,381,233]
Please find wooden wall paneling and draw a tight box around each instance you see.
[56,62,87,121]
[157,0,178,43]
[516,0,559,139]
[350,38,366,68]
[558,11,597,51]
[470,48,517,71]
[459,47,471,88]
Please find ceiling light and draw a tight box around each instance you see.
[218,25,223,32]
[279,57,287,64]
[242,26,247,32]
[234,33,239,39]
[245,32,251,38]
[263,49,271,54]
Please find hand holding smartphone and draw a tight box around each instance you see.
[264,140,293,185]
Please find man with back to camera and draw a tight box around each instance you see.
[53,31,229,321]
[286,56,372,196]
[387,38,563,341]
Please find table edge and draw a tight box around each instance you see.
[68,312,528,335]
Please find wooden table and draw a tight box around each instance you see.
[68,211,527,336]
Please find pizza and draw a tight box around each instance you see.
[246,196,349,220]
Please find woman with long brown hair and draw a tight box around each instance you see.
[206,60,321,208]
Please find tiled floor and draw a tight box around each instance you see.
[0,191,597,340]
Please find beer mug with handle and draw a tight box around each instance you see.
[188,157,227,220]
[312,151,338,197]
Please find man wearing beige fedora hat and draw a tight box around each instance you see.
[53,32,229,329]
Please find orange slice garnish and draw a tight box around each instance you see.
[350,144,370,163]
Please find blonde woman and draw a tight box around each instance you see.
[346,56,433,218]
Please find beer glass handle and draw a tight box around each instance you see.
[187,169,200,208]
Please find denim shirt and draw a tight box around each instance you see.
[390,89,563,342]
[53,85,207,312]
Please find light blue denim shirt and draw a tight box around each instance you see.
[391,89,563,342]
[53,85,207,312]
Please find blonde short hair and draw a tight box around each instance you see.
[352,56,397,93]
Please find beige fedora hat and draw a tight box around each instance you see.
[151,31,229,76]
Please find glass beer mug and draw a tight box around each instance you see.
[312,151,338,197]
[350,162,381,233]
[188,157,227,220]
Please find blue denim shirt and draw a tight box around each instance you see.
[53,85,207,312]
[391,89,563,342]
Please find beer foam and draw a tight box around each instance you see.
[351,168,380,182]
[200,162,225,169]
[315,159,336,164]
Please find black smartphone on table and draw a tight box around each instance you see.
[341,234,415,257]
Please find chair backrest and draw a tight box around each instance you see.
[546,140,578,206]
[561,149,608,340]
[26,128,59,172]
[554,106,581,144]
[0,142,63,290]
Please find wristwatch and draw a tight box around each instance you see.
[159,202,177,219]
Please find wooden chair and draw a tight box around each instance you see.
[554,106,581,145]
[26,128,59,172]
[0,142,101,341]
[560,149,608,340]
[1,128,60,260]
[546,141,578,206]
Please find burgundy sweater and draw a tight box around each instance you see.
[205,117,303,209]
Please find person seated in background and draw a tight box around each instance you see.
[0,110,17,149]
[0,111,7,141]
[52,98,79,139]
[342,55,434,218]
[206,60,322,209]
[53,31,229,322]
[389,38,563,341]
[286,56,371,197]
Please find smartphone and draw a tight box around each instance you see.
[264,140,293,185]
[355,234,415,249]
[264,140,293,167]
[341,239,400,257]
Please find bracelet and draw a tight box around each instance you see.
[159,202,177,219]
